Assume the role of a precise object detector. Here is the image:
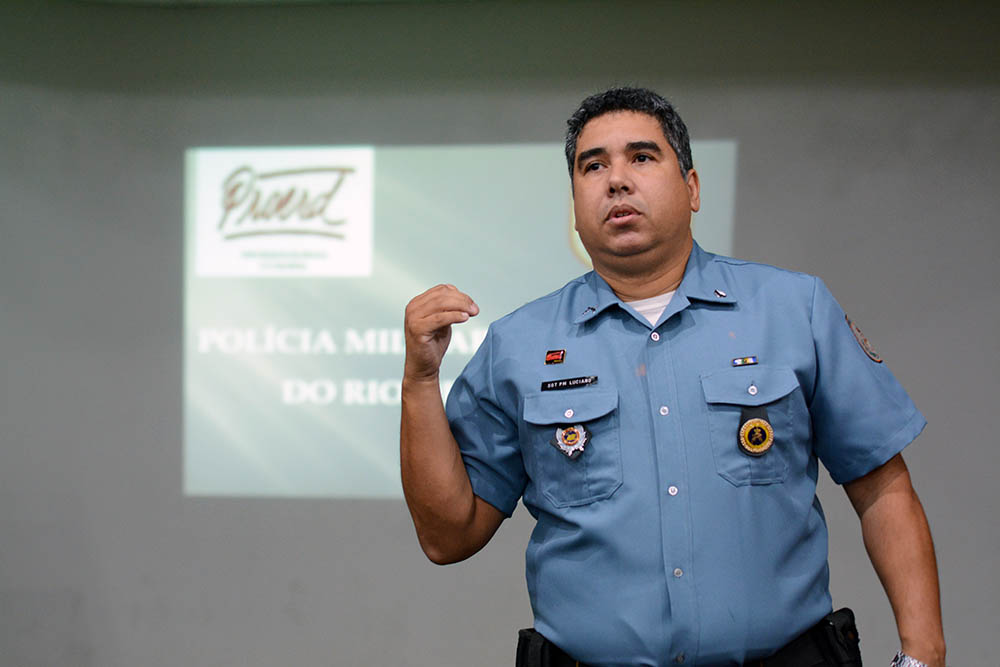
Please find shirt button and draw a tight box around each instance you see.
[668,485,679,496]
[564,408,574,419]
[675,652,686,663]
[673,568,683,578]
[747,384,758,396]
[650,331,660,341]
[659,405,669,416]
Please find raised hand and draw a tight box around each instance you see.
[403,284,479,382]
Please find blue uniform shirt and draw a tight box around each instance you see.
[445,242,925,666]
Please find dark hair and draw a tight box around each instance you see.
[564,87,693,178]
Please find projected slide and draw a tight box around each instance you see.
[184,142,737,497]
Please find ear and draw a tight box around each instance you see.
[685,169,701,213]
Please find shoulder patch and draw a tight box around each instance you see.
[846,315,883,363]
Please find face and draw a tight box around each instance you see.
[572,111,700,275]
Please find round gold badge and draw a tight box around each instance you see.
[738,418,774,457]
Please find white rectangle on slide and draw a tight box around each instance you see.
[188,147,374,277]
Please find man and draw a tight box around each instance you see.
[400,88,945,667]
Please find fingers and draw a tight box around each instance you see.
[403,285,480,381]
[414,310,472,337]
[405,284,479,337]
[431,284,479,317]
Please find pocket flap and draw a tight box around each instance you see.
[523,389,618,425]
[700,366,799,406]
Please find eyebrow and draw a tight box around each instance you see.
[626,140,663,155]
[575,140,665,171]
[575,147,607,171]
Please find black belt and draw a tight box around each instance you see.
[743,620,831,667]
[517,608,861,667]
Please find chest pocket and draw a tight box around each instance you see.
[700,366,801,486]
[522,389,622,508]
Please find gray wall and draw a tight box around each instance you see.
[1,1,997,665]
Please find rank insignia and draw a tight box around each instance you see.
[551,424,589,459]
[846,315,882,363]
[738,407,774,457]
[545,349,566,365]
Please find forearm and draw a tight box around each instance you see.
[853,465,945,666]
[399,376,491,564]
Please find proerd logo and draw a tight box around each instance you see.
[219,165,355,240]
[189,146,374,277]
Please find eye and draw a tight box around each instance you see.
[634,153,652,163]
[583,162,602,173]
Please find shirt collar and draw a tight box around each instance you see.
[571,241,736,325]
[678,240,738,305]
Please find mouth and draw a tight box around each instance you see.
[605,204,640,223]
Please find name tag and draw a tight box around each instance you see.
[540,376,598,391]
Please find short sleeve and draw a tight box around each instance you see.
[809,277,926,484]
[445,325,526,516]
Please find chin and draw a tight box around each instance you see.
[607,242,652,257]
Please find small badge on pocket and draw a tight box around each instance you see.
[551,424,590,459]
[738,406,774,457]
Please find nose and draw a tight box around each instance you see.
[607,160,632,195]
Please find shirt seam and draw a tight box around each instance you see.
[808,275,819,407]
[666,322,702,664]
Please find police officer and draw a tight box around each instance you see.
[400,88,945,667]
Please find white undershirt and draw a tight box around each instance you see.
[625,291,675,326]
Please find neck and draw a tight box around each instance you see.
[594,236,693,301]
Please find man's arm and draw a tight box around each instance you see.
[400,284,505,565]
[843,453,945,667]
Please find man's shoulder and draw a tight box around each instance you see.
[700,249,819,301]
[489,273,593,332]
[706,249,816,281]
